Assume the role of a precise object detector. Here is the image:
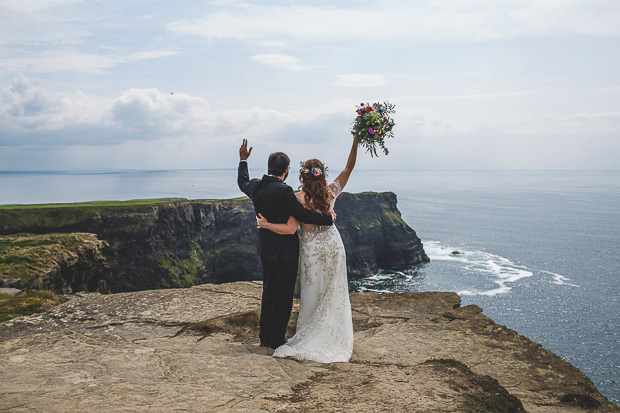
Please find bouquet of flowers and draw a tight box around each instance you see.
[351,101,395,157]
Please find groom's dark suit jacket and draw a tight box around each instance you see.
[237,161,333,262]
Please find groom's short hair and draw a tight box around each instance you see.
[268,152,290,176]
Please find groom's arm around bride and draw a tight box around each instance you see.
[237,139,334,233]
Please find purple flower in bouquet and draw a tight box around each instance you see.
[368,127,375,135]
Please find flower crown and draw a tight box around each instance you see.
[299,161,328,177]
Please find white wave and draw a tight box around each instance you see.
[540,270,580,287]
[427,241,581,296]
[356,286,392,294]
[364,271,400,281]
[427,240,533,297]
[359,241,577,297]
[458,286,511,297]
[424,241,471,263]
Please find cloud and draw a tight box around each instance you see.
[0,51,119,75]
[167,1,620,45]
[0,49,180,75]
[0,1,178,75]
[2,76,619,170]
[251,54,311,71]
[0,77,348,147]
[334,73,387,88]
[0,76,107,134]
[398,90,538,102]
[125,50,180,61]
[0,0,82,13]
[110,88,210,137]
[0,0,88,48]
[2,77,617,149]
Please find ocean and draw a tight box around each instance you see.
[1,169,619,404]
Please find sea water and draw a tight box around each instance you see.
[1,169,618,404]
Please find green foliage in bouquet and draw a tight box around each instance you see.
[351,101,396,157]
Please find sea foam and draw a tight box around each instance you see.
[426,241,533,296]
[540,270,580,287]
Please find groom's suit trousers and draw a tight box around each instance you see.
[259,258,298,349]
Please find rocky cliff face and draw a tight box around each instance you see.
[335,192,428,277]
[0,192,428,293]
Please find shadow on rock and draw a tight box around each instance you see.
[178,309,298,344]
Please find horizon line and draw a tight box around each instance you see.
[1,168,620,174]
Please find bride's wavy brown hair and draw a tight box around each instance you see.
[299,159,330,214]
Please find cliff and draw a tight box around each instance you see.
[0,282,617,412]
[0,192,428,293]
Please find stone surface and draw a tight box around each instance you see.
[0,277,22,288]
[0,193,428,293]
[1,282,617,412]
[0,288,21,295]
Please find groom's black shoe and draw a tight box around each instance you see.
[270,338,289,350]
[270,340,285,350]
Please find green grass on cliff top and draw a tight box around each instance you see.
[0,198,184,210]
[0,197,248,210]
[0,290,67,323]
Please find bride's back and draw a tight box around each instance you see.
[297,183,340,230]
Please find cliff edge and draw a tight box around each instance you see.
[0,192,428,293]
[0,282,617,412]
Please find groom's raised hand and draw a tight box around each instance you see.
[239,139,253,161]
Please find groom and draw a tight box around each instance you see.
[237,139,334,349]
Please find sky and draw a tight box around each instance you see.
[1,0,619,171]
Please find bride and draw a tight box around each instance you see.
[256,138,359,363]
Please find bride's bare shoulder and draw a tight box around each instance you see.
[296,191,306,205]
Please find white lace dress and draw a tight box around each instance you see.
[273,181,354,363]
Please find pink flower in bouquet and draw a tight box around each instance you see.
[368,127,375,134]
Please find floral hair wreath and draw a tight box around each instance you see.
[299,161,328,177]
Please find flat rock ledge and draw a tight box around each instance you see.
[0,282,617,412]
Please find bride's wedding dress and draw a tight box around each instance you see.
[273,181,354,363]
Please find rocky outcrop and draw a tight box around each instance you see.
[0,233,109,294]
[0,283,617,412]
[0,193,428,293]
[335,192,428,277]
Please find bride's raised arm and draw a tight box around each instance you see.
[334,137,359,191]
[256,214,299,235]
